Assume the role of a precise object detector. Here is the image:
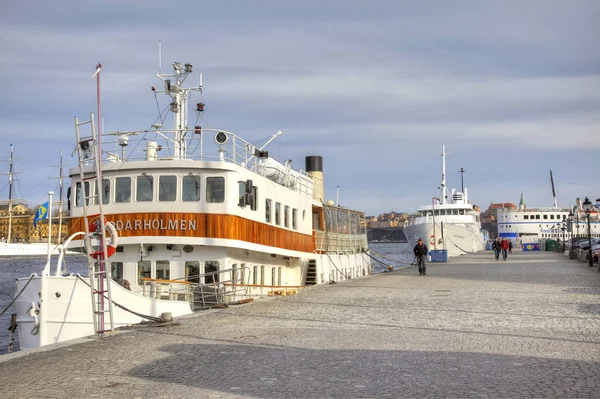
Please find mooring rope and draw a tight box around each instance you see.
[0,274,35,319]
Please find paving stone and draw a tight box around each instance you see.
[0,250,598,398]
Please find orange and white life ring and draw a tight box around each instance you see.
[430,235,435,246]
[88,218,118,260]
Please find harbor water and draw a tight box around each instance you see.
[0,243,413,354]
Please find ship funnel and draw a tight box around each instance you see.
[305,156,323,202]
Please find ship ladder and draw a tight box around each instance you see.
[305,259,318,285]
[74,113,115,338]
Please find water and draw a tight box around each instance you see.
[0,244,413,354]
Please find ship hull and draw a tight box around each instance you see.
[403,222,485,258]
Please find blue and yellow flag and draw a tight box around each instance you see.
[33,201,49,228]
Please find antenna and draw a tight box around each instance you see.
[159,40,162,73]
[459,167,466,193]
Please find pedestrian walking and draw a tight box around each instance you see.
[413,238,428,275]
[508,240,513,254]
[492,237,501,261]
[501,238,509,261]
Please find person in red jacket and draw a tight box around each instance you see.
[500,238,509,261]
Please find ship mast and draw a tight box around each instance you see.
[438,143,448,205]
[7,144,14,243]
[154,62,203,160]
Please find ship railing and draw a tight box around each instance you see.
[314,230,369,254]
[81,128,314,197]
[139,266,251,309]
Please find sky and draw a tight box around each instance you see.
[1,0,599,217]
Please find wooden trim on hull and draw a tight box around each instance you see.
[70,213,315,253]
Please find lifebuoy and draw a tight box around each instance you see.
[88,218,118,260]
[430,235,435,246]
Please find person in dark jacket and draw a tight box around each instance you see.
[492,238,501,260]
[508,240,513,254]
[413,238,428,275]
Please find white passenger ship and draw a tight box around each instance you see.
[403,144,486,258]
[497,196,600,249]
[13,61,371,350]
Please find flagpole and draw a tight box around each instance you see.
[46,191,54,266]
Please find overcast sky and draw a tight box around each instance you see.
[1,0,599,216]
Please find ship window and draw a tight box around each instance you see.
[535,215,540,219]
[278,267,282,286]
[266,199,272,223]
[271,268,276,287]
[159,176,177,201]
[251,186,258,211]
[182,175,201,201]
[137,261,151,285]
[111,262,123,279]
[524,215,529,220]
[275,202,281,225]
[292,208,298,230]
[75,181,91,207]
[313,210,322,230]
[205,260,220,283]
[232,264,238,284]
[185,261,200,284]
[543,214,547,219]
[136,174,154,202]
[101,179,110,204]
[284,205,290,228]
[240,263,246,284]
[115,177,131,203]
[337,209,349,234]
[206,177,225,203]
[253,265,258,285]
[238,181,246,207]
[434,210,440,216]
[260,265,265,285]
[550,215,555,219]
[459,209,465,215]
[156,260,170,280]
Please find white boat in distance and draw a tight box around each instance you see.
[13,61,372,351]
[403,144,486,258]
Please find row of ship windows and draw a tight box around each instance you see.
[540,233,600,238]
[110,260,284,287]
[521,214,567,220]
[74,175,302,231]
[419,209,468,216]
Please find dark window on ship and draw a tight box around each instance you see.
[101,179,110,205]
[182,175,201,201]
[115,177,131,203]
[278,267,282,286]
[75,181,91,207]
[271,268,276,287]
[137,261,151,285]
[543,215,548,219]
[240,263,246,284]
[284,205,290,228]
[111,262,123,279]
[251,186,258,211]
[275,202,281,225]
[185,261,200,284]
[524,215,529,220]
[156,260,170,280]
[313,210,322,230]
[238,181,246,207]
[459,209,465,215]
[260,265,265,285]
[136,174,154,202]
[292,208,298,230]
[232,264,238,284]
[206,177,225,203]
[265,199,272,223]
[205,260,220,283]
[535,215,540,219]
[550,215,555,219]
[159,176,177,201]
[253,265,258,285]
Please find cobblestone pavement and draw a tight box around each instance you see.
[0,250,599,398]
